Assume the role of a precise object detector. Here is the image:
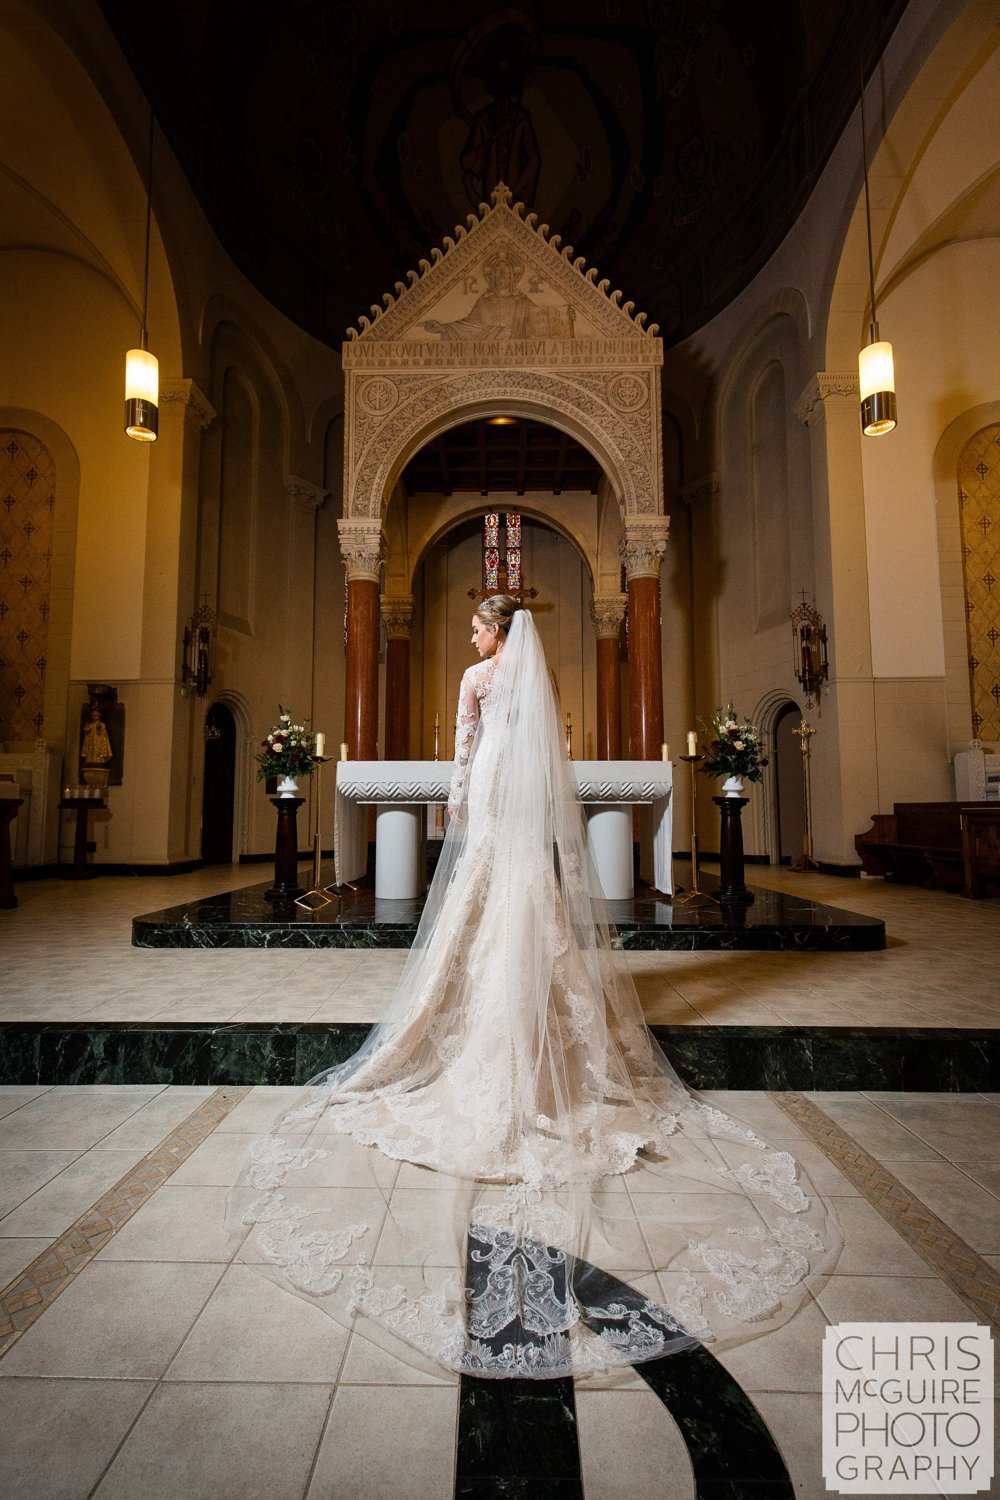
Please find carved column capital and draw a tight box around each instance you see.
[160,378,217,431]
[619,518,670,581]
[794,372,859,427]
[590,594,627,639]
[338,519,384,583]
[285,474,329,511]
[380,594,415,639]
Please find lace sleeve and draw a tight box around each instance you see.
[448,669,480,811]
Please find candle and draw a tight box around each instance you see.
[339,742,348,761]
[313,732,325,758]
[661,742,669,761]
[686,730,698,756]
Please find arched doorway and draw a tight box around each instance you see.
[773,701,805,864]
[201,702,236,863]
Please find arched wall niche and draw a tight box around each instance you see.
[0,408,80,759]
[933,401,1000,754]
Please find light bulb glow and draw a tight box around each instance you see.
[124,347,159,441]
[858,340,896,436]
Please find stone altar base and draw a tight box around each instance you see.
[132,874,885,951]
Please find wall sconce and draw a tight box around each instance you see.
[791,591,829,711]
[183,597,216,697]
[125,109,159,442]
[858,56,896,437]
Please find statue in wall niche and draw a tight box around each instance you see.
[78,685,124,786]
[422,246,575,342]
[81,707,112,766]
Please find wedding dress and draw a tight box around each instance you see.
[230,610,839,1379]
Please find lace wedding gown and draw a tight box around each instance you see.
[230,611,839,1379]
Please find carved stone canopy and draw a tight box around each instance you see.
[341,184,666,533]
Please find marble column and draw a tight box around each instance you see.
[338,520,384,761]
[621,519,669,760]
[381,595,414,761]
[590,595,627,759]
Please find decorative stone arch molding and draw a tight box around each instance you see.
[341,183,664,526]
[339,183,668,761]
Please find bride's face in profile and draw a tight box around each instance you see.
[471,615,502,659]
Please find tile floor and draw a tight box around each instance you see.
[1,861,998,1027]
[1,866,998,1497]
[0,1085,997,1498]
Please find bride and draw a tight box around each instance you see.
[232,595,838,1379]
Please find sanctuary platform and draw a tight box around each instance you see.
[131,873,886,951]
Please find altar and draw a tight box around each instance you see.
[334,760,673,901]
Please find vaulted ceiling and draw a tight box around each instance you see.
[100,0,908,350]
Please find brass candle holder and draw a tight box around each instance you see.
[672,754,718,906]
[294,752,340,911]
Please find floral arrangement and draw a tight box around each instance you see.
[255,708,317,782]
[698,704,768,782]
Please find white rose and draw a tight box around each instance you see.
[734,740,745,751]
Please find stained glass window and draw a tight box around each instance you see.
[481,511,523,594]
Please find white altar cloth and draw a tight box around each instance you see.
[335,760,672,901]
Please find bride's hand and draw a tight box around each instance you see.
[448,802,466,826]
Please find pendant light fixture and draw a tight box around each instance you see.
[124,109,158,442]
[858,56,896,437]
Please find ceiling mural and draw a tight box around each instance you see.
[100,0,909,348]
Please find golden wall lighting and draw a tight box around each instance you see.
[182,597,216,697]
[125,110,158,442]
[791,591,829,711]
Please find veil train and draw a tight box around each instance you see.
[227,608,839,1379]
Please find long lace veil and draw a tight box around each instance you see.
[227,609,840,1379]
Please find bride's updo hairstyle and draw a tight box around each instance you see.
[475,594,521,635]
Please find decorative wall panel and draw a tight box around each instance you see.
[0,432,54,743]
[959,426,1000,740]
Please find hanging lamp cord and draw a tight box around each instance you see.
[140,109,154,350]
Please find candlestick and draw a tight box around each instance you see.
[433,711,440,761]
[686,730,698,757]
[313,731,325,759]
[339,742,348,761]
[673,753,718,907]
[293,754,337,912]
[565,712,573,758]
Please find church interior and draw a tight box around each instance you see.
[1,1,999,1495]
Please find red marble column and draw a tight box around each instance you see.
[344,578,380,760]
[621,521,669,760]
[382,595,414,760]
[339,520,384,762]
[591,595,626,759]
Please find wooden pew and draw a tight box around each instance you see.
[961,808,1000,898]
[855,801,997,890]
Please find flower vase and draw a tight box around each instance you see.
[276,775,299,798]
[721,774,745,798]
